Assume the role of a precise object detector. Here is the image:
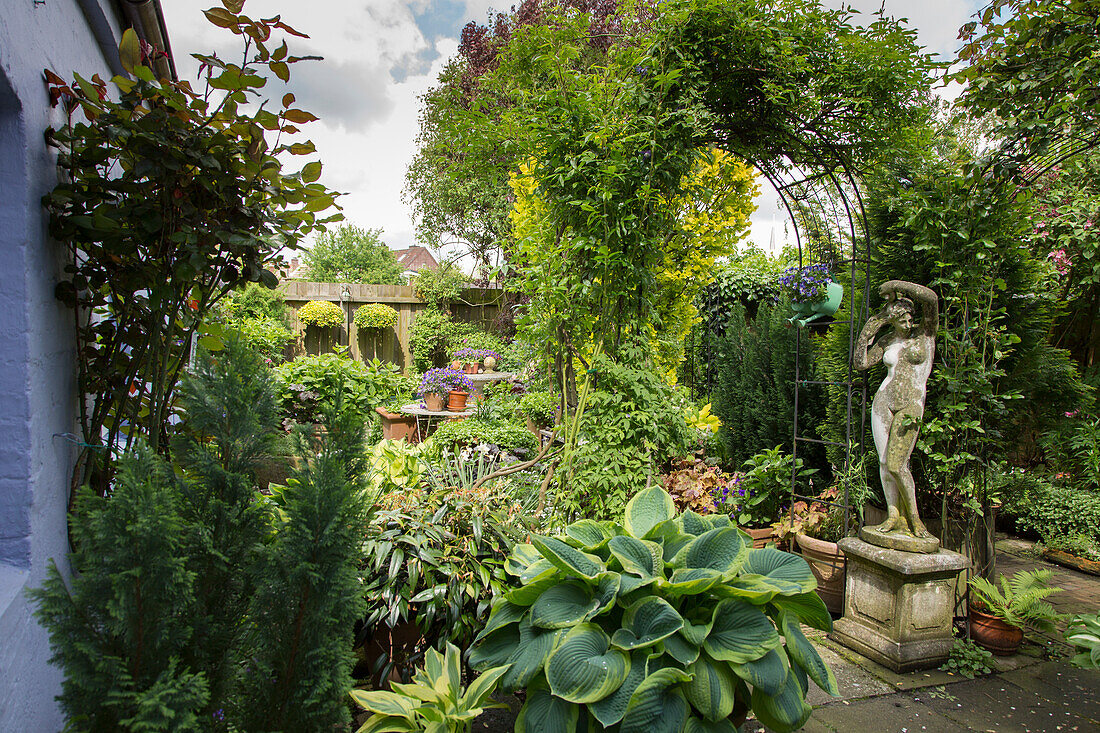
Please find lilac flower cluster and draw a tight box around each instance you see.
[777,263,832,303]
[453,347,503,363]
[417,367,473,397]
[712,472,748,513]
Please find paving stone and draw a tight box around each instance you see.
[806,642,894,706]
[922,675,1095,733]
[997,663,1100,725]
[811,694,969,733]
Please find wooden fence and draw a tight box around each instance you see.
[280,281,503,372]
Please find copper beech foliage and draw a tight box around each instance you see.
[43,1,342,495]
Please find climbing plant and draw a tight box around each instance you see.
[44,4,340,495]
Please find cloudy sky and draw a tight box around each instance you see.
[161,0,985,257]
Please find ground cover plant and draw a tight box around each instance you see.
[470,485,838,733]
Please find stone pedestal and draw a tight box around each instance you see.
[831,538,968,673]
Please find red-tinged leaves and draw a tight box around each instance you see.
[282,92,295,107]
[274,20,309,38]
[44,69,67,86]
[283,109,318,124]
[118,28,141,74]
[203,7,240,30]
[220,0,245,13]
[287,141,316,155]
[273,41,288,61]
[271,61,290,83]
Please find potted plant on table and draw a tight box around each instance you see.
[778,263,843,327]
[417,367,473,412]
[773,486,847,614]
[967,569,1063,655]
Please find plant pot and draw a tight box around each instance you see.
[450,360,463,370]
[423,392,445,412]
[447,390,469,411]
[375,407,417,442]
[969,606,1023,655]
[483,356,497,372]
[463,362,478,374]
[796,533,846,615]
[790,281,844,326]
[744,526,777,549]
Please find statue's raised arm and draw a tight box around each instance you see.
[879,280,938,339]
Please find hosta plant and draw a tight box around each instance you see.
[1065,611,1100,670]
[350,642,510,733]
[469,485,838,733]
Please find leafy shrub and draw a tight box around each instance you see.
[661,458,735,515]
[359,483,527,680]
[735,446,816,528]
[501,338,547,384]
[968,569,1063,632]
[1065,611,1100,670]
[229,316,296,362]
[354,302,399,330]
[1001,476,1100,545]
[452,329,508,358]
[214,283,296,363]
[519,391,558,427]
[453,347,504,364]
[367,438,434,496]
[413,262,469,308]
[431,417,538,453]
[274,352,409,424]
[1043,534,1100,561]
[222,282,289,321]
[940,639,994,679]
[469,485,837,733]
[409,308,478,371]
[350,643,510,732]
[297,299,344,328]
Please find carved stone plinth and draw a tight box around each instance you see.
[831,538,968,673]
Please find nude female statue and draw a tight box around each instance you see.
[854,280,939,551]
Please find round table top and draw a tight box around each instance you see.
[464,371,516,384]
[398,402,476,418]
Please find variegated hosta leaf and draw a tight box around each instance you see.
[353,713,417,733]
[348,690,417,718]
[663,632,700,665]
[502,616,565,691]
[620,573,658,594]
[624,486,677,540]
[705,514,732,529]
[469,622,520,670]
[684,716,739,733]
[516,676,579,733]
[532,581,602,629]
[750,662,812,733]
[611,596,685,650]
[770,590,833,632]
[680,615,715,646]
[715,575,781,605]
[593,571,621,616]
[546,623,631,704]
[521,559,557,584]
[609,535,664,580]
[662,568,724,596]
[671,527,749,575]
[458,664,513,712]
[781,611,839,696]
[732,647,789,696]
[685,654,738,722]
[590,649,652,727]
[506,571,558,606]
[702,599,782,664]
[482,600,527,635]
[619,668,693,733]
[563,519,617,551]
[647,519,694,561]
[740,547,817,595]
[531,535,605,580]
[506,544,542,577]
[680,510,710,536]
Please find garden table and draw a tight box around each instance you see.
[398,402,475,443]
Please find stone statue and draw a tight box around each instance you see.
[853,280,940,553]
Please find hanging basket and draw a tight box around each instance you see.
[790,281,843,327]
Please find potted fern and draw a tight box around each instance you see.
[968,569,1063,655]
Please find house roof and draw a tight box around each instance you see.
[393,246,439,273]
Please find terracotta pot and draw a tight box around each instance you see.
[423,392,445,412]
[375,407,417,442]
[969,606,1023,655]
[447,390,469,411]
[483,356,497,372]
[450,360,463,370]
[463,362,478,374]
[796,533,846,615]
[744,526,777,549]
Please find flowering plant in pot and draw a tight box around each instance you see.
[726,447,816,547]
[417,367,472,412]
[773,486,848,614]
[453,347,503,373]
[967,569,1063,655]
[777,264,843,326]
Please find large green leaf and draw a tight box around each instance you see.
[771,591,833,632]
[715,575,781,605]
[546,623,631,704]
[348,690,416,718]
[663,632,700,665]
[532,581,602,629]
[506,572,558,606]
[671,528,749,575]
[611,596,685,650]
[354,713,417,733]
[470,623,520,670]
[781,612,839,696]
[624,486,676,540]
[685,654,738,722]
[619,573,658,595]
[502,617,565,691]
[662,568,724,596]
[684,717,739,733]
[609,535,664,580]
[564,520,617,551]
[620,668,692,733]
[680,510,710,536]
[532,535,604,580]
[702,599,781,664]
[647,519,694,561]
[750,664,812,733]
[516,676,579,733]
[590,649,651,727]
[483,600,527,635]
[459,664,513,711]
[521,559,557,584]
[740,548,817,595]
[732,647,789,696]
[592,572,621,616]
[680,615,715,646]
[507,543,543,577]
[705,514,732,529]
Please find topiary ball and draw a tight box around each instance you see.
[354,302,399,330]
[297,300,344,328]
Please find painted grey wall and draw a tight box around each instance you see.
[0,1,124,729]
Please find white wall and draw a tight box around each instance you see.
[0,1,124,728]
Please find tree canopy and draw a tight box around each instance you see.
[300,224,406,284]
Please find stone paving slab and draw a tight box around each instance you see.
[800,693,972,733]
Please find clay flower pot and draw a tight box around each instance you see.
[744,526,777,549]
[375,407,417,442]
[796,533,846,615]
[969,606,1023,655]
[450,360,463,370]
[447,390,469,412]
[463,362,478,374]
[423,392,445,412]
